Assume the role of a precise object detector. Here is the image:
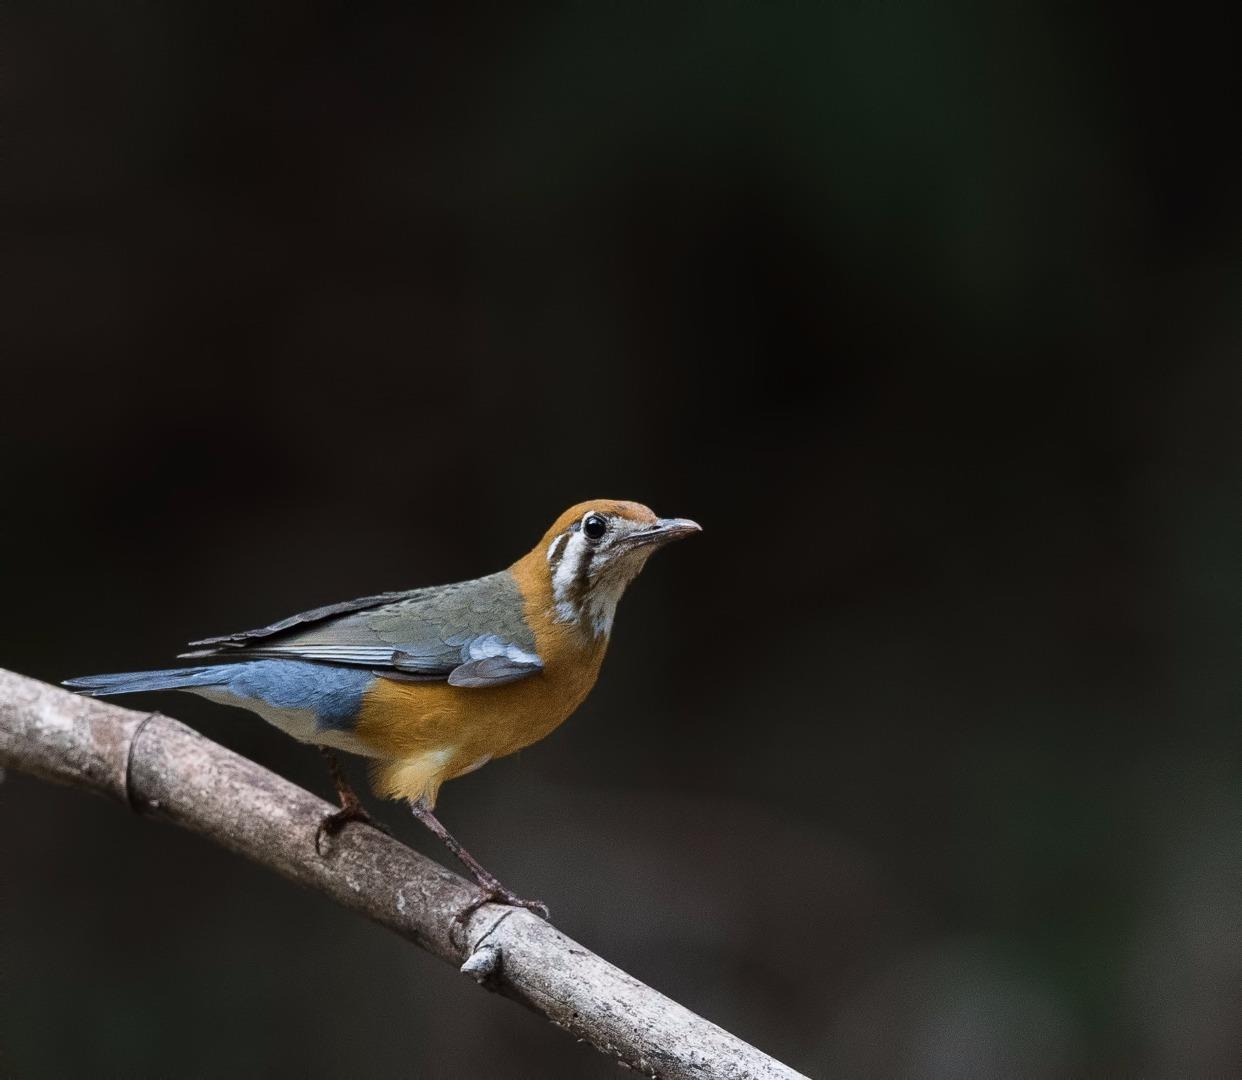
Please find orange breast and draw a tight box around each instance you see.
[356,548,607,805]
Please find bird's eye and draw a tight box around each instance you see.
[582,514,608,540]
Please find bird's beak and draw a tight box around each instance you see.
[625,517,703,548]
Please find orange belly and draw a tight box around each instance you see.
[356,641,606,806]
[357,543,611,806]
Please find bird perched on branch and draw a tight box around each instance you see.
[65,500,700,917]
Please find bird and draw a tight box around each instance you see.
[65,499,700,917]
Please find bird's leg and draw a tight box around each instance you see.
[315,747,389,853]
[409,799,550,922]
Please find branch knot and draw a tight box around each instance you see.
[123,711,160,813]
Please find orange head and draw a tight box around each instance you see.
[518,500,701,637]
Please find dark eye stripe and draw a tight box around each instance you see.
[573,544,594,600]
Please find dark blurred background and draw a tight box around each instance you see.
[4,3,1241,1076]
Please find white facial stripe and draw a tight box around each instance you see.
[548,521,657,636]
[546,532,568,563]
[551,531,589,623]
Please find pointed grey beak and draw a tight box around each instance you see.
[625,517,703,548]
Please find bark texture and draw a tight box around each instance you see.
[0,668,806,1080]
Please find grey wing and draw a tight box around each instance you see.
[181,572,543,688]
[186,589,417,649]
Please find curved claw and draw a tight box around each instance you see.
[453,886,551,928]
[315,805,390,855]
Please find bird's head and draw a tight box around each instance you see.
[522,500,701,637]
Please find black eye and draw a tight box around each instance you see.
[582,514,608,540]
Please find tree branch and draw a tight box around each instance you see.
[0,668,806,1080]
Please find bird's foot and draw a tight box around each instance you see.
[454,881,550,927]
[315,804,390,854]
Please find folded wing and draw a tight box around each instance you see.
[180,571,542,688]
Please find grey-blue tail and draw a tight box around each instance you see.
[63,666,232,697]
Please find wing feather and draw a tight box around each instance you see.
[179,571,543,689]
[186,590,419,649]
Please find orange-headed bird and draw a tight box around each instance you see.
[66,500,700,915]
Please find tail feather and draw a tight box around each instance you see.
[63,666,231,697]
